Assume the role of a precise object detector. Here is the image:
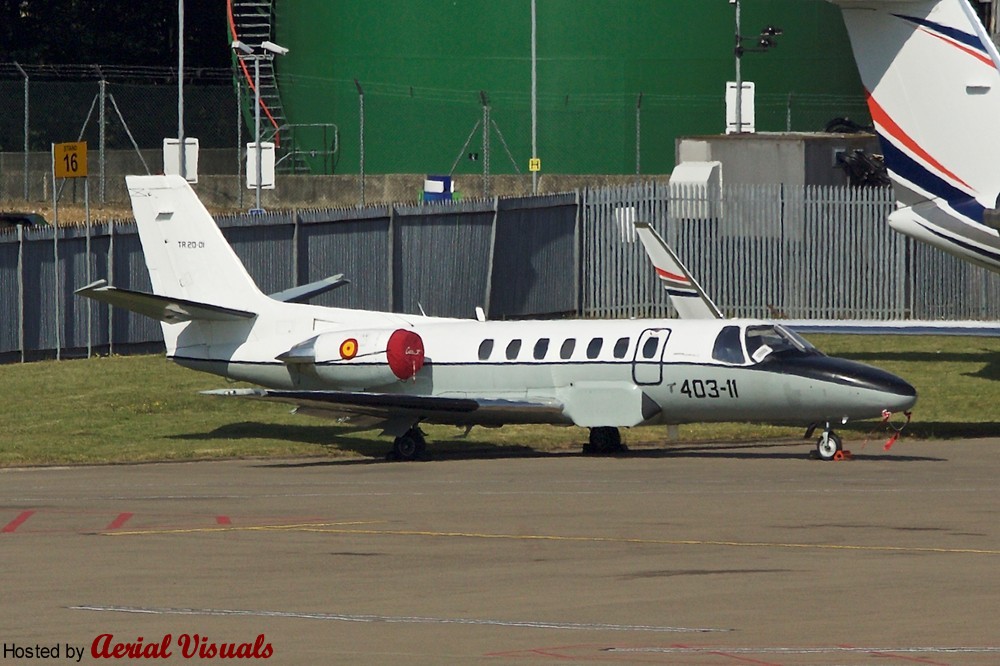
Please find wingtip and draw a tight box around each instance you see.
[74,279,109,294]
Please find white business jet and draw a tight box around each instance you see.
[77,176,916,461]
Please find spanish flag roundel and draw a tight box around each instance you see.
[339,338,358,360]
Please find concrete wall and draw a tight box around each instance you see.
[676,133,880,187]
[0,148,668,209]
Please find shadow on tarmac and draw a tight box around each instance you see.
[168,420,958,466]
[169,428,947,468]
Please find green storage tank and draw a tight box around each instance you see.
[269,0,867,175]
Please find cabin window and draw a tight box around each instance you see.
[533,338,550,360]
[505,339,522,360]
[560,339,576,359]
[478,339,494,360]
[613,337,629,359]
[712,325,745,364]
[586,337,603,359]
[641,335,660,359]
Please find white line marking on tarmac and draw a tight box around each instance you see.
[610,646,1000,655]
[69,605,730,634]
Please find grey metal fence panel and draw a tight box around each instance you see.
[109,222,160,349]
[0,232,21,355]
[60,226,91,352]
[80,224,113,351]
[491,193,578,318]
[582,182,1000,321]
[584,182,671,319]
[300,209,392,312]
[392,202,495,318]
[20,225,57,355]
[911,241,1000,319]
[218,213,296,297]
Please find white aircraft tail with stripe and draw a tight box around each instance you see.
[830,0,1000,270]
[633,222,723,319]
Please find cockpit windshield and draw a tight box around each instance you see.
[744,325,817,363]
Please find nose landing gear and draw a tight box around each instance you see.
[815,428,843,461]
[805,422,848,461]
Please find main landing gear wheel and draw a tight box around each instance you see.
[390,428,427,462]
[815,430,843,461]
[584,426,627,455]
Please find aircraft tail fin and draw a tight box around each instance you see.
[126,175,268,311]
[634,222,723,319]
[832,0,1000,227]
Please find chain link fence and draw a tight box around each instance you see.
[0,64,871,208]
[0,64,238,205]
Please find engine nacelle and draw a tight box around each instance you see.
[280,328,425,388]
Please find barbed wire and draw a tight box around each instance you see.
[0,63,234,84]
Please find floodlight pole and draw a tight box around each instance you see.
[254,55,263,212]
[734,0,743,133]
[234,40,284,213]
[531,0,538,194]
[178,0,186,180]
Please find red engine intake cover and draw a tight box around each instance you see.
[386,329,425,380]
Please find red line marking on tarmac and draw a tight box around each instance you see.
[216,516,232,525]
[105,513,134,530]
[839,643,948,665]
[2,510,36,533]
[707,651,781,666]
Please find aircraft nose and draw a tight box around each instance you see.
[767,354,917,412]
[870,366,917,412]
[822,357,917,410]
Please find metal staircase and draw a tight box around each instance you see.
[227,0,310,173]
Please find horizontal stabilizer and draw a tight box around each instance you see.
[75,280,256,324]
[268,274,350,304]
[634,222,723,319]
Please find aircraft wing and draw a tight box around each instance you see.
[76,280,256,324]
[202,388,569,430]
[784,319,1000,337]
[634,222,723,319]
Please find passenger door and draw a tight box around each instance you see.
[631,328,671,385]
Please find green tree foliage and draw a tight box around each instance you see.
[1,0,228,68]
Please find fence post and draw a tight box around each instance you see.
[85,180,92,358]
[50,145,61,360]
[481,90,491,198]
[236,64,244,209]
[484,196,499,317]
[108,222,114,356]
[292,211,300,287]
[574,188,582,315]
[15,62,29,201]
[17,224,25,362]
[97,70,107,204]
[355,79,365,206]
[635,92,642,177]
[387,205,395,310]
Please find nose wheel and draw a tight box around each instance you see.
[815,429,843,461]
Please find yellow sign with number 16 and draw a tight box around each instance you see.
[53,142,88,179]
